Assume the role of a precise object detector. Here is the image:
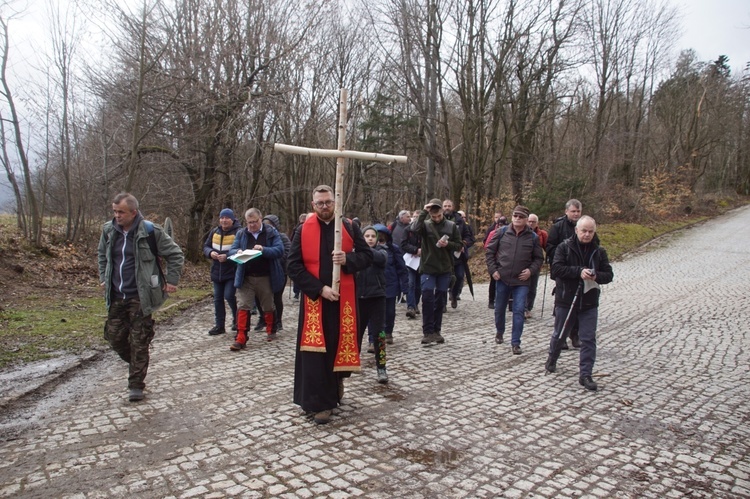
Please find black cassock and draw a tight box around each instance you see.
[288,217,372,413]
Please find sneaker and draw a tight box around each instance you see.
[511,344,522,355]
[208,326,226,336]
[494,334,504,344]
[385,334,394,345]
[367,343,375,353]
[377,368,389,384]
[545,356,557,373]
[338,379,345,400]
[434,333,445,344]
[313,410,332,424]
[230,341,246,351]
[421,334,435,345]
[450,293,457,309]
[128,388,144,402]
[406,307,416,319]
[580,375,598,391]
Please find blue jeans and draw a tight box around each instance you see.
[407,267,421,309]
[213,279,237,329]
[420,273,451,335]
[526,270,540,311]
[494,280,529,346]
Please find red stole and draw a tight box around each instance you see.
[300,215,360,372]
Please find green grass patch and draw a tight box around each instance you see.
[0,297,108,369]
[0,288,211,370]
[598,218,706,260]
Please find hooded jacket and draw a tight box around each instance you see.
[357,225,388,299]
[262,214,291,273]
[373,224,409,298]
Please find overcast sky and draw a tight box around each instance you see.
[677,0,750,73]
[1,0,750,211]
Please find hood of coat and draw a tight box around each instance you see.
[373,223,392,243]
[262,214,280,229]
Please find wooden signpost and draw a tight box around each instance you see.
[274,89,408,292]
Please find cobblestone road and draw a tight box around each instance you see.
[1,207,749,498]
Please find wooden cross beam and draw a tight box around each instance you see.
[274,88,408,292]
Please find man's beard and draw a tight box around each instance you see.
[317,210,334,222]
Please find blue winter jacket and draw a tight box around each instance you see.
[228,225,285,293]
[373,224,409,299]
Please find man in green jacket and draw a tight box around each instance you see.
[98,192,184,402]
[410,199,462,345]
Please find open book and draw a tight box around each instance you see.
[229,249,262,264]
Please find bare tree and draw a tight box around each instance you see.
[0,7,41,244]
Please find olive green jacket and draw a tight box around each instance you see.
[98,216,184,316]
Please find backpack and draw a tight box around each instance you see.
[141,220,166,285]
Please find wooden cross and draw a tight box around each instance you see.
[274,89,408,292]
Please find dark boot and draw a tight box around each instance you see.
[254,315,266,331]
[545,355,557,373]
[580,375,598,391]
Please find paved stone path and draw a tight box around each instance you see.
[1,206,749,498]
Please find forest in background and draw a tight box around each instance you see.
[1,0,748,261]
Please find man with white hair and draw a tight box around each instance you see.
[545,215,613,391]
[389,210,412,249]
[525,213,548,318]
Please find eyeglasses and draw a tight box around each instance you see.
[313,200,334,208]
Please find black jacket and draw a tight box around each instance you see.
[551,236,613,310]
[401,226,422,256]
[444,211,475,262]
[356,245,387,299]
[546,216,575,265]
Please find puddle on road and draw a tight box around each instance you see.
[375,384,406,402]
[394,447,465,466]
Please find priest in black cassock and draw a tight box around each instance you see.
[287,185,373,425]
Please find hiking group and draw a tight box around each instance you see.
[98,191,612,423]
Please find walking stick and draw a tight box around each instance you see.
[552,282,582,348]
[540,265,548,318]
